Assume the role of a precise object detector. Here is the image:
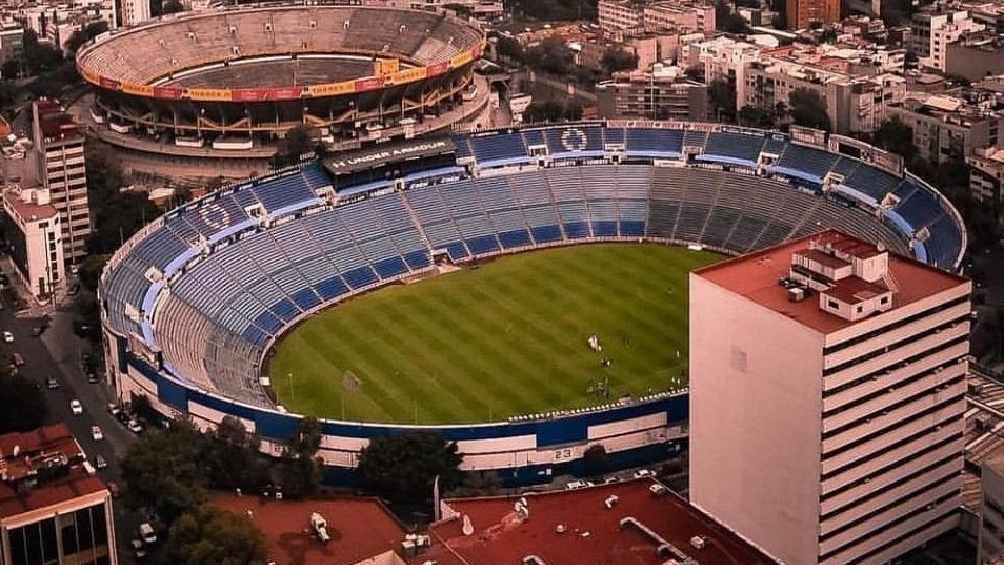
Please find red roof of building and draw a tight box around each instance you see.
[211,493,406,565]
[694,229,967,334]
[3,190,59,222]
[413,480,776,565]
[0,424,106,521]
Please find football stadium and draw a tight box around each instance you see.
[99,122,966,483]
[75,6,488,177]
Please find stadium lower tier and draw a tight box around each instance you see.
[100,153,959,475]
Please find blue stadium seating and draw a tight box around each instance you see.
[625,128,683,156]
[701,132,765,166]
[775,144,838,180]
[842,165,901,202]
[467,132,528,164]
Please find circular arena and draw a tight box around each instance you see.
[75,6,487,159]
[99,122,966,483]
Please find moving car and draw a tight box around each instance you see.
[127,419,143,434]
[95,454,107,469]
[633,469,653,479]
[130,539,146,559]
[70,399,83,415]
[3,331,13,343]
[45,377,59,390]
[91,426,103,441]
[139,523,157,545]
[87,373,99,384]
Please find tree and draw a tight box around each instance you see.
[524,37,574,76]
[77,254,109,293]
[162,0,185,13]
[708,78,737,122]
[163,506,267,565]
[738,105,775,129]
[120,420,207,526]
[716,0,751,33]
[202,416,267,491]
[273,416,322,498]
[357,431,462,505]
[496,35,524,63]
[819,28,838,44]
[600,47,638,75]
[524,100,582,123]
[0,373,48,433]
[64,21,109,55]
[872,117,914,159]
[788,88,830,130]
[511,0,598,21]
[270,126,317,169]
[580,444,610,477]
[85,145,160,254]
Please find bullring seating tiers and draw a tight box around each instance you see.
[78,6,483,85]
[101,124,965,409]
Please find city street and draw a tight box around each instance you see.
[0,274,142,563]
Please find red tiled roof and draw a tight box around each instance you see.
[414,480,776,565]
[694,229,967,334]
[211,493,406,565]
[0,473,106,520]
[0,424,78,459]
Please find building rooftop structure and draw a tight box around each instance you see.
[3,187,59,223]
[0,423,105,521]
[211,493,406,565]
[891,88,1004,127]
[412,479,776,565]
[694,229,966,334]
[32,99,82,144]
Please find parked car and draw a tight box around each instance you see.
[11,353,23,367]
[633,469,653,479]
[87,373,99,384]
[91,426,103,441]
[127,420,143,434]
[139,523,157,545]
[106,403,121,416]
[3,331,13,343]
[565,480,591,490]
[45,377,59,390]
[95,454,107,469]
[70,400,83,415]
[130,538,146,559]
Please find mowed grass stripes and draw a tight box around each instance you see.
[268,244,720,425]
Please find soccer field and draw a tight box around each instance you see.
[268,244,721,425]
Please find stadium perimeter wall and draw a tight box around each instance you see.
[105,331,687,485]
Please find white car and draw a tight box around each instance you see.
[91,426,103,441]
[127,420,143,434]
[2,331,13,343]
[70,400,83,415]
[633,469,653,479]
[139,523,157,545]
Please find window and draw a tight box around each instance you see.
[827,299,840,309]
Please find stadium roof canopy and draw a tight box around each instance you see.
[322,137,456,176]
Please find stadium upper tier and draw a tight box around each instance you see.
[100,123,966,411]
[76,5,483,98]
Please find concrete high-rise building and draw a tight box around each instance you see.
[690,230,970,565]
[31,100,90,265]
[119,0,150,27]
[911,10,983,72]
[785,0,840,30]
[596,65,709,121]
[1,187,66,298]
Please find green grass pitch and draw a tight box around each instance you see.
[268,243,721,425]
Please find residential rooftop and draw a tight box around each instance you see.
[694,230,967,334]
[411,479,776,565]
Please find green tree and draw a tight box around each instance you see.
[162,0,185,13]
[580,444,610,477]
[788,88,830,130]
[357,431,462,505]
[716,0,751,33]
[819,28,838,44]
[64,21,109,55]
[524,99,582,123]
[270,125,316,169]
[524,37,574,76]
[511,0,597,21]
[872,117,914,159]
[202,416,267,491]
[496,35,524,63]
[600,47,638,74]
[120,420,207,526]
[77,254,109,293]
[0,373,48,433]
[708,78,737,122]
[739,105,775,128]
[273,416,322,498]
[163,506,267,565]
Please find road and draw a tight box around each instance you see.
[0,273,143,563]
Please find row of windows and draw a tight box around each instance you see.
[822,393,963,460]
[823,354,964,418]
[5,503,108,565]
[822,295,969,355]
[819,470,959,545]
[822,417,961,481]
[821,452,961,521]
[824,334,967,399]
[823,316,969,380]
[822,375,963,440]
[843,509,958,565]
[820,489,958,561]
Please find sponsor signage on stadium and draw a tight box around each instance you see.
[388,67,427,86]
[187,88,233,102]
[154,86,184,99]
[426,62,449,77]
[323,138,456,175]
[354,76,385,92]
[123,83,155,96]
[306,81,356,97]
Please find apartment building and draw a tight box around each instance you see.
[786,0,840,30]
[967,146,1004,217]
[118,0,149,27]
[598,0,716,34]
[742,46,905,134]
[690,229,970,565]
[0,424,118,565]
[1,187,65,298]
[911,10,983,71]
[596,65,709,120]
[884,91,1004,163]
[31,100,90,265]
[980,449,1004,564]
[0,24,22,67]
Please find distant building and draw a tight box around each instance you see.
[597,65,709,120]
[946,33,1004,83]
[689,36,764,112]
[786,0,840,30]
[911,10,983,72]
[0,424,118,565]
[981,447,1004,563]
[0,24,23,67]
[1,187,65,297]
[968,146,1004,218]
[119,0,150,27]
[31,100,91,265]
[884,91,1004,163]
[598,0,716,34]
[690,230,970,565]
